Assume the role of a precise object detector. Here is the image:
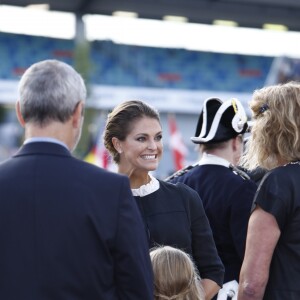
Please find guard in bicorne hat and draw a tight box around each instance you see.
[166,97,257,295]
[191,97,248,144]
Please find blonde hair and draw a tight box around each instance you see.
[241,81,300,170]
[150,246,205,300]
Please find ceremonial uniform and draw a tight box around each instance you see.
[169,153,256,283]
[167,97,257,293]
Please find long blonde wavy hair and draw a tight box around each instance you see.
[150,246,205,300]
[241,81,300,170]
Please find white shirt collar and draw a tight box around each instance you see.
[198,152,230,168]
[24,137,69,150]
[131,174,160,197]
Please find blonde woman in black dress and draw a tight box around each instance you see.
[239,81,300,300]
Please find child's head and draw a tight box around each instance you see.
[150,246,205,300]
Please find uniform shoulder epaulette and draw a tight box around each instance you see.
[164,163,198,182]
[229,164,250,180]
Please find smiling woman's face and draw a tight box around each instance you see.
[118,116,163,173]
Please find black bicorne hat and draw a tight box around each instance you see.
[191,97,248,144]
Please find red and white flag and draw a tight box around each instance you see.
[168,114,188,171]
[84,121,116,172]
[94,140,110,169]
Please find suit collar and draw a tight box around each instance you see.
[14,142,72,158]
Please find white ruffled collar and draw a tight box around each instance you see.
[131,174,160,197]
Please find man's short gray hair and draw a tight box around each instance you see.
[18,59,86,126]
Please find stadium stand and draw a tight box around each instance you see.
[0,32,273,92]
[0,32,275,176]
[0,33,74,80]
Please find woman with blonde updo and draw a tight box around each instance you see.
[150,246,205,300]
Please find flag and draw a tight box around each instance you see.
[168,114,188,171]
[84,140,109,168]
[84,120,116,171]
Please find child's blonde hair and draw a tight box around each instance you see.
[150,246,205,300]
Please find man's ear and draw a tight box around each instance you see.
[72,101,84,128]
[232,135,243,152]
[231,136,237,150]
[16,101,25,127]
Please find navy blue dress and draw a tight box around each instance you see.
[134,180,225,287]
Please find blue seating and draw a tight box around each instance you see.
[0,32,273,92]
